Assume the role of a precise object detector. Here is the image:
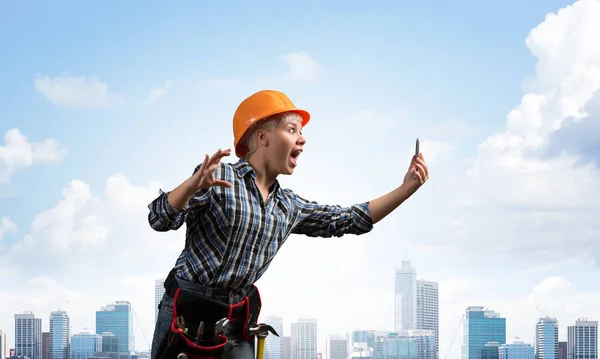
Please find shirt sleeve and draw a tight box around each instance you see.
[289,191,374,238]
[147,164,214,232]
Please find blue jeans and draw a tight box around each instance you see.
[151,276,255,359]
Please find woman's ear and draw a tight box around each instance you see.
[256,129,269,147]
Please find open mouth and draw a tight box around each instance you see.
[290,149,302,166]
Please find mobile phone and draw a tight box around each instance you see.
[415,138,420,157]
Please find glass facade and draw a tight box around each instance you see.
[353,331,376,350]
[462,307,506,359]
[50,311,70,359]
[71,333,102,359]
[499,342,535,359]
[377,336,417,359]
[536,317,558,359]
[95,302,134,353]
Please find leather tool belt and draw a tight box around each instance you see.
[154,269,262,359]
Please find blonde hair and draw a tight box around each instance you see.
[238,111,303,158]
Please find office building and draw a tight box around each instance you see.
[462,306,506,359]
[291,319,317,359]
[15,312,42,359]
[536,317,558,359]
[49,311,70,359]
[96,302,134,353]
[395,261,417,331]
[567,318,597,359]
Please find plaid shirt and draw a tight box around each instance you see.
[148,159,373,292]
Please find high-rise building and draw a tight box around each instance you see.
[100,333,118,353]
[567,318,597,359]
[15,312,43,359]
[499,339,534,359]
[481,341,501,359]
[71,331,103,359]
[265,316,284,359]
[352,330,376,355]
[50,310,70,359]
[462,306,506,359]
[536,317,559,359]
[326,336,348,359]
[42,332,50,359]
[395,260,417,331]
[96,301,134,353]
[0,331,9,359]
[155,279,165,324]
[283,337,291,359]
[559,342,567,359]
[417,280,439,359]
[373,332,418,359]
[291,319,317,359]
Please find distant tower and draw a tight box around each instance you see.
[395,260,417,331]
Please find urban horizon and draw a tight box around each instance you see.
[2,262,597,359]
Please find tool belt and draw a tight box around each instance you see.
[155,269,262,359]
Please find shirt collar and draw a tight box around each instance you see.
[232,158,283,199]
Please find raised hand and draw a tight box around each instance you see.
[403,152,429,193]
[190,148,233,191]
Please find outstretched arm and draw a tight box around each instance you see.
[290,153,429,237]
[369,153,429,224]
[147,149,232,232]
[290,194,374,238]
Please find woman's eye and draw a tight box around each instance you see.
[288,128,295,133]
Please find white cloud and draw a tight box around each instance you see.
[0,173,178,352]
[0,217,17,241]
[138,80,174,108]
[34,74,123,110]
[470,0,600,195]
[280,51,320,84]
[454,0,600,260]
[0,128,67,184]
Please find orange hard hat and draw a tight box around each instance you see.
[233,90,310,157]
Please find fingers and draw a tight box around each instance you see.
[199,154,210,171]
[412,168,425,184]
[415,157,429,180]
[206,148,231,167]
[213,179,233,188]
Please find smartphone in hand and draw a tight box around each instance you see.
[415,138,420,157]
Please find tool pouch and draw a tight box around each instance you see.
[155,279,262,359]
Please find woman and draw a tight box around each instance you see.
[149,90,429,359]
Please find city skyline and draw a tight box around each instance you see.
[3,260,598,359]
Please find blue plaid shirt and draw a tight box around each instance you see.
[148,159,373,292]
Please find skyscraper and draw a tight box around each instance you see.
[0,331,8,359]
[15,312,43,359]
[417,280,439,359]
[559,342,567,359]
[567,318,597,359]
[155,279,165,325]
[50,310,70,359]
[291,319,317,359]
[326,336,347,359]
[96,301,134,353]
[462,306,506,359]
[42,332,50,359]
[536,317,559,359]
[395,260,417,331]
[266,316,284,359]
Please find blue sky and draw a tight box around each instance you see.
[1,0,600,358]
[0,0,574,229]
